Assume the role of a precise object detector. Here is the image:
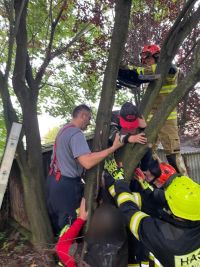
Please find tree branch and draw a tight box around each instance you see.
[4,0,15,81]
[164,0,197,46]
[140,2,200,118]
[12,0,29,103]
[51,23,94,59]
[34,0,67,86]
[124,41,200,181]
[14,0,27,36]
[0,70,20,133]
[25,53,35,91]
[177,41,198,67]
[35,22,92,87]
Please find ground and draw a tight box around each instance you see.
[0,226,59,267]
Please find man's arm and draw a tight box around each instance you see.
[56,199,88,267]
[77,133,123,170]
[56,218,85,267]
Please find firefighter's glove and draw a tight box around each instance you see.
[134,168,151,190]
[134,168,145,181]
[104,159,125,180]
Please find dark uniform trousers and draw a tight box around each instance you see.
[46,174,83,235]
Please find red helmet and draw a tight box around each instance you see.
[141,44,160,63]
[141,44,161,56]
[158,162,176,186]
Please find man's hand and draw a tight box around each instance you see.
[78,198,88,221]
[128,132,147,144]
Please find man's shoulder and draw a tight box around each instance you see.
[59,124,82,138]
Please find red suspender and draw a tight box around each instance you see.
[49,124,75,181]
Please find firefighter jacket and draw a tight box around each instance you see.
[136,64,178,122]
[110,180,200,267]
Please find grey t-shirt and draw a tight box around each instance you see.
[52,124,91,177]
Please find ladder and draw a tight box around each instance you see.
[0,122,22,209]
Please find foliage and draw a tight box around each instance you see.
[32,0,115,117]
[43,125,60,144]
[119,0,200,137]
[0,0,116,246]
[0,0,199,249]
[0,0,115,118]
[178,87,200,137]
[124,0,186,65]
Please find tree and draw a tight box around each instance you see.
[0,0,199,252]
[0,0,114,248]
[121,0,200,139]
[84,0,132,230]
[122,0,200,181]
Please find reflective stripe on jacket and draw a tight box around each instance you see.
[135,63,178,94]
[113,180,200,267]
[135,63,178,121]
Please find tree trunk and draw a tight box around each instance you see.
[16,103,54,247]
[11,0,54,248]
[84,0,132,228]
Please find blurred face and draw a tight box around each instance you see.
[144,170,162,188]
[142,55,156,66]
[81,111,92,131]
[144,170,155,183]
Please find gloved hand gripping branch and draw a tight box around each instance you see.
[104,159,142,210]
[104,158,125,197]
[104,158,125,180]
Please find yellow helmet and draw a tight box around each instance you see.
[165,176,200,221]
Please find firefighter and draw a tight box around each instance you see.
[105,159,178,221]
[104,159,177,266]
[134,160,177,190]
[105,171,200,267]
[46,104,123,235]
[117,45,188,176]
[140,44,187,175]
[131,161,178,219]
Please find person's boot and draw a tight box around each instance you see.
[166,153,188,175]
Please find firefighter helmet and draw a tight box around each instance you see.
[141,44,161,63]
[157,162,176,186]
[142,44,161,55]
[165,176,200,221]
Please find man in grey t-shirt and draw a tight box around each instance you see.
[46,104,123,234]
